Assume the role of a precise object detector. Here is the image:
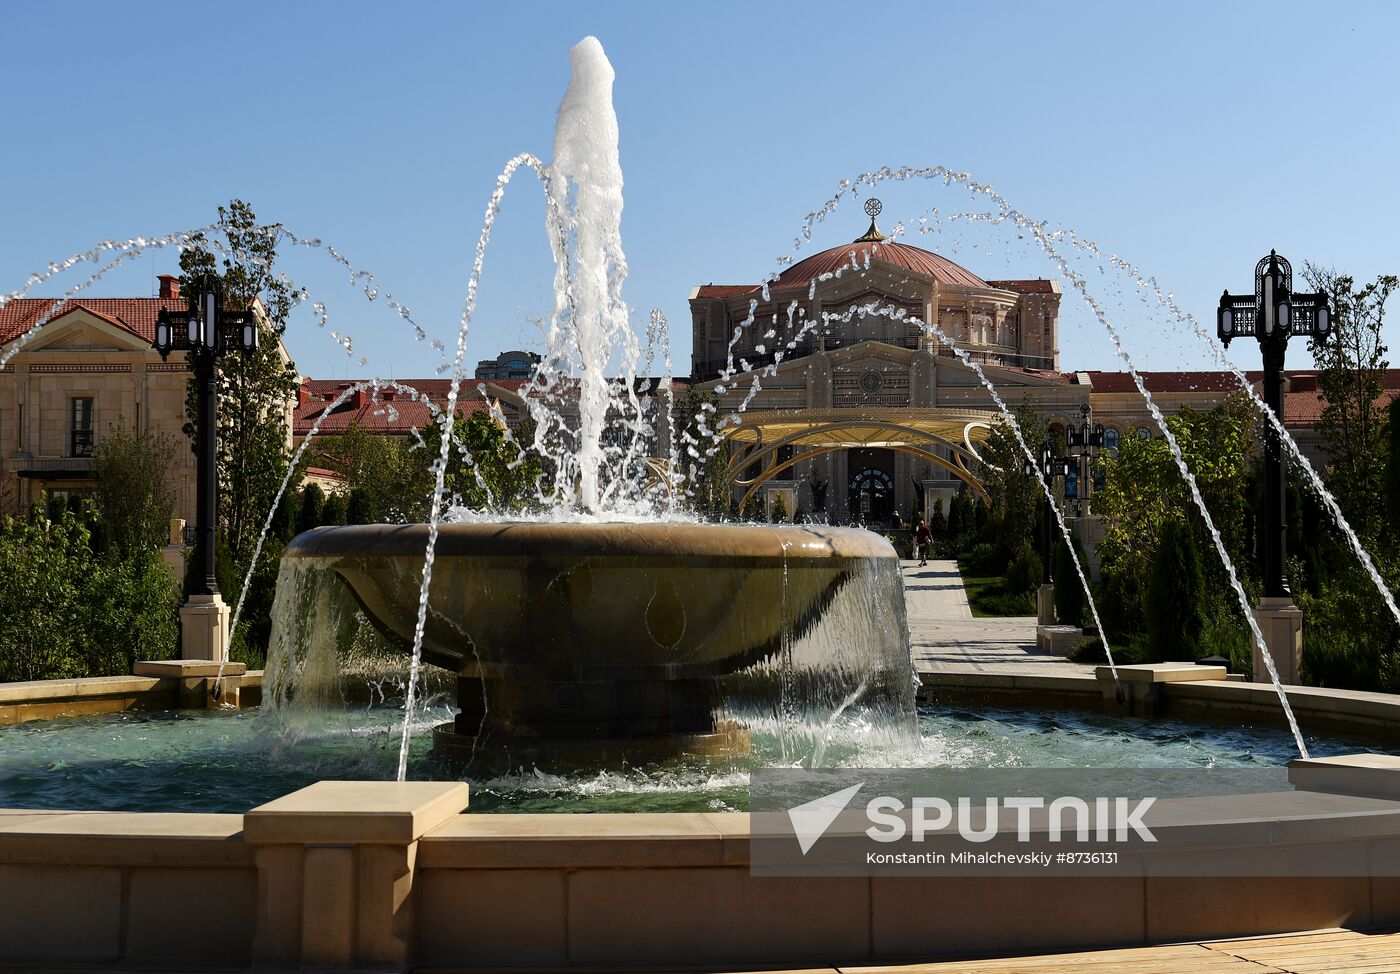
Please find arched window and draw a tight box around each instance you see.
[1103,427,1120,458]
[1136,426,1152,441]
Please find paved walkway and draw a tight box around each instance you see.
[707,927,1400,973]
[903,560,1093,676]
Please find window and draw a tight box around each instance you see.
[1103,427,1120,458]
[70,397,94,457]
[1136,426,1152,441]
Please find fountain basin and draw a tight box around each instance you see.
[279,522,911,744]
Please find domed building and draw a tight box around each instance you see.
[688,206,1079,523]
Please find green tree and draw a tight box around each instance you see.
[673,387,731,519]
[297,484,325,535]
[1303,263,1396,542]
[1386,395,1400,538]
[1094,399,1255,600]
[320,493,347,526]
[0,509,179,681]
[1146,517,1207,662]
[315,424,425,523]
[978,401,1049,559]
[180,200,300,570]
[1054,530,1087,628]
[93,422,178,556]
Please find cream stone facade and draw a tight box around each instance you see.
[0,277,294,524]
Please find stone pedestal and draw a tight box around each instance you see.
[1036,624,1081,657]
[180,593,230,663]
[1096,662,1228,717]
[133,658,247,708]
[1036,584,1055,625]
[1252,596,1303,685]
[244,780,469,970]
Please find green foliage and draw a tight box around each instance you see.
[1053,530,1087,628]
[1303,263,1395,543]
[93,423,179,555]
[314,423,430,523]
[768,492,788,523]
[674,387,731,519]
[1005,540,1042,596]
[1299,561,1400,691]
[1145,518,1207,662]
[420,413,545,514]
[0,509,179,681]
[1093,397,1256,645]
[321,493,347,526]
[296,483,325,535]
[1387,396,1400,534]
[979,402,1049,556]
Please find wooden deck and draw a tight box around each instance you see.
[718,928,1400,973]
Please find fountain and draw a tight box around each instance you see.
[277,521,911,757]
[258,37,917,766]
[8,32,1400,974]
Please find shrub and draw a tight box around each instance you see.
[0,510,179,681]
[1005,541,1043,596]
[964,542,998,577]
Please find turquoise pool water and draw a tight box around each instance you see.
[0,702,1370,814]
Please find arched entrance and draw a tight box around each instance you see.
[848,447,895,524]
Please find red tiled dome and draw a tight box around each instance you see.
[771,239,990,292]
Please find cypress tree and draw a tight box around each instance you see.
[1054,530,1088,628]
[1146,517,1207,662]
[296,484,325,536]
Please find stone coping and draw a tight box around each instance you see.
[0,810,250,866]
[1097,662,1228,683]
[244,780,469,844]
[132,659,247,678]
[0,674,167,704]
[5,787,1400,874]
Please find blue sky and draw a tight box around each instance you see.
[2,1,1396,379]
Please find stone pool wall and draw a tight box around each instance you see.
[5,766,1400,971]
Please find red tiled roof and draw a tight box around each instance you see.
[986,279,1056,294]
[0,297,184,345]
[293,394,495,437]
[696,240,989,300]
[694,285,756,299]
[773,240,988,292]
[1082,371,1252,394]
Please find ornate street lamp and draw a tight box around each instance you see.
[1025,439,1075,608]
[1217,251,1330,600]
[1218,250,1330,685]
[154,275,258,650]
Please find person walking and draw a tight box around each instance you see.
[914,519,932,567]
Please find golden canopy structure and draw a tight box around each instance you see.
[722,406,1000,509]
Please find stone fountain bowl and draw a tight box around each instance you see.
[281,521,900,740]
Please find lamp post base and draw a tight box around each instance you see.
[180,593,231,663]
[1036,583,1055,625]
[1252,596,1303,685]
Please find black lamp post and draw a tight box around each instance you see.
[1025,439,1075,587]
[1218,251,1331,599]
[1064,403,1104,518]
[153,275,258,601]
